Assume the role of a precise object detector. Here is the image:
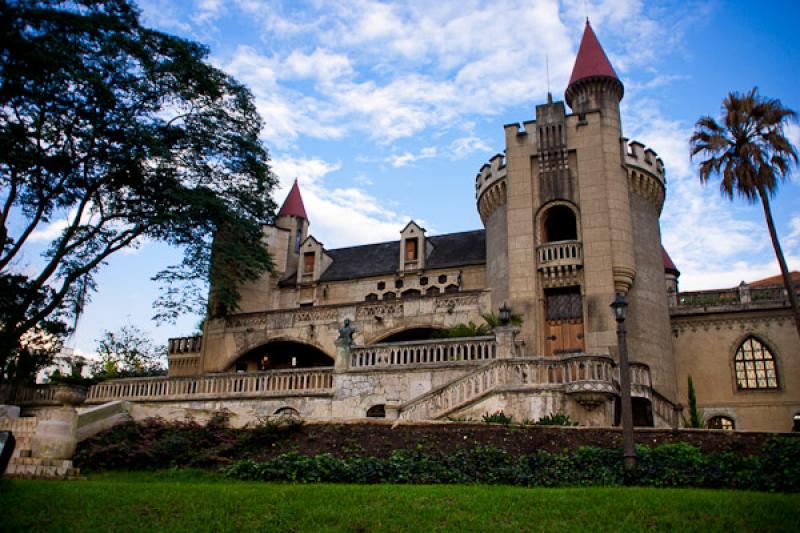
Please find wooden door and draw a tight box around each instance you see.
[544,287,585,355]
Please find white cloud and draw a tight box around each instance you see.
[448,135,492,160]
[385,147,438,168]
[270,155,412,247]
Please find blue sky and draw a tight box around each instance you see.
[23,0,800,358]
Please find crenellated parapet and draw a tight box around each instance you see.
[475,153,507,224]
[623,139,666,212]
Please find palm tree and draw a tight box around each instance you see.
[690,87,800,339]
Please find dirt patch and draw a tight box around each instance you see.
[249,421,789,461]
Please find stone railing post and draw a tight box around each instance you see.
[494,326,519,359]
[335,338,351,372]
[738,281,751,304]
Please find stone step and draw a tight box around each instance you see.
[10,456,72,468]
[3,462,80,479]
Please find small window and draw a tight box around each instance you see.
[438,274,447,283]
[366,405,386,418]
[405,238,418,261]
[707,416,735,430]
[734,337,779,390]
[383,292,396,300]
[377,281,386,290]
[444,284,459,293]
[425,286,440,296]
[419,276,428,286]
[303,252,315,274]
[395,279,404,289]
[365,293,378,302]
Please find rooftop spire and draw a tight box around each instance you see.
[568,20,619,87]
[564,20,624,110]
[277,179,308,220]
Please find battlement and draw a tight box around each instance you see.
[623,138,665,183]
[475,153,508,224]
[474,153,507,198]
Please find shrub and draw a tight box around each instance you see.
[222,438,800,492]
[531,413,578,426]
[482,410,513,425]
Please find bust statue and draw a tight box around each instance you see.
[337,318,356,345]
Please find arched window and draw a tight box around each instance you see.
[707,416,735,430]
[425,286,440,296]
[383,291,396,300]
[366,405,386,418]
[793,413,800,432]
[274,407,300,417]
[365,293,378,302]
[734,337,779,390]
[401,288,421,299]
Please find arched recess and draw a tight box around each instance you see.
[229,339,334,372]
[366,405,386,418]
[536,201,581,243]
[613,396,654,427]
[275,406,300,416]
[370,326,444,344]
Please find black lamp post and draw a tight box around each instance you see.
[499,303,511,326]
[611,293,636,471]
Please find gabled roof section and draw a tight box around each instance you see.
[568,20,619,87]
[277,179,307,219]
[278,229,486,286]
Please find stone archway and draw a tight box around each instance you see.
[370,326,444,344]
[229,340,334,372]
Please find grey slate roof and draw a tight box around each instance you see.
[279,229,486,286]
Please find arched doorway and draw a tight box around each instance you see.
[231,340,334,372]
[374,327,443,343]
[614,396,654,427]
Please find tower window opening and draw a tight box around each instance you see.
[543,205,578,242]
[295,228,302,253]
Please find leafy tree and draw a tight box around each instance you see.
[690,88,800,339]
[91,324,166,379]
[0,0,277,380]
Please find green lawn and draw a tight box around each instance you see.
[1,471,798,532]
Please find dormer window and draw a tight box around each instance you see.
[303,252,315,274]
[405,238,418,262]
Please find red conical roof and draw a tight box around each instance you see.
[568,20,619,87]
[662,246,679,275]
[277,179,307,219]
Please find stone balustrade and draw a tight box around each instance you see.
[0,384,59,406]
[400,353,616,420]
[350,336,496,370]
[674,283,794,311]
[536,241,583,281]
[85,368,334,404]
[168,335,202,354]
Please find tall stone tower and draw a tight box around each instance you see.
[274,179,309,276]
[477,21,676,399]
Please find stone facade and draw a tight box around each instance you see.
[15,21,794,437]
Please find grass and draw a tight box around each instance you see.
[1,470,799,532]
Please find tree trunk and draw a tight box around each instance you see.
[758,187,800,340]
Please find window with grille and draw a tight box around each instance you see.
[734,337,778,390]
[545,287,582,320]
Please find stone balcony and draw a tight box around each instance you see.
[167,335,202,377]
[536,240,583,283]
[350,336,497,371]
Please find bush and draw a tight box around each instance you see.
[222,438,800,492]
[530,413,578,426]
[74,412,304,471]
[482,410,513,425]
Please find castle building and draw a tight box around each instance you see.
[89,22,800,432]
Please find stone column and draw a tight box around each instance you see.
[495,326,519,359]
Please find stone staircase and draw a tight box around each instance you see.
[1,416,81,480]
